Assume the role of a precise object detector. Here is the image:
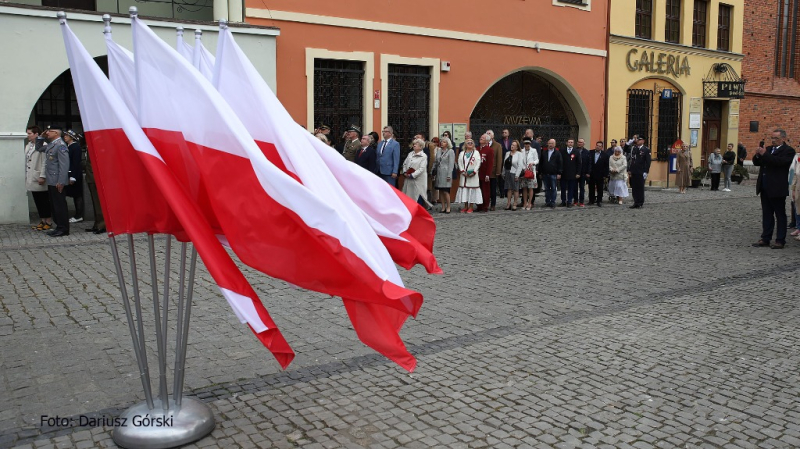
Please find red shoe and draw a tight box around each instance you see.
[466,209,473,214]
[460,209,467,214]
[579,203,585,207]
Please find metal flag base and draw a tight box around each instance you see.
[112,398,214,449]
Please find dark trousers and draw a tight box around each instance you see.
[560,178,577,204]
[87,180,105,230]
[578,177,587,204]
[790,201,796,227]
[48,185,69,233]
[760,195,787,244]
[71,195,84,219]
[480,178,491,210]
[31,190,51,219]
[710,173,721,190]
[543,175,558,206]
[630,173,645,206]
[490,178,497,207]
[588,178,604,204]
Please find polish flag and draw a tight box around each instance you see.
[192,30,215,81]
[213,26,440,275]
[132,17,423,371]
[62,17,295,368]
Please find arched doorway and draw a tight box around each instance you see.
[625,78,684,162]
[470,71,579,145]
[28,56,108,132]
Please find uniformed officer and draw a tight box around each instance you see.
[43,125,71,236]
[84,146,105,234]
[63,129,84,224]
[342,125,362,162]
[627,136,652,209]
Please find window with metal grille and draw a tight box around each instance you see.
[32,59,107,132]
[387,64,431,162]
[717,4,732,51]
[635,0,653,39]
[626,90,652,146]
[313,59,364,148]
[656,92,683,161]
[774,0,798,78]
[665,0,681,43]
[692,0,708,48]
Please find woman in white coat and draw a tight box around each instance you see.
[503,140,526,210]
[24,126,53,230]
[455,138,482,213]
[402,139,433,209]
[520,138,539,210]
[608,146,629,205]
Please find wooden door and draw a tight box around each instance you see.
[701,101,723,166]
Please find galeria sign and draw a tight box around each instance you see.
[626,49,690,77]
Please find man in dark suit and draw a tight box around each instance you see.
[752,129,795,249]
[355,134,378,174]
[588,141,609,206]
[499,129,512,198]
[577,138,591,206]
[539,139,563,208]
[627,136,651,208]
[559,138,582,207]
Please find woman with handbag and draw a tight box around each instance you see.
[434,137,455,213]
[455,138,482,213]
[608,146,629,205]
[24,126,53,230]
[520,138,539,210]
[402,139,433,209]
[503,140,526,210]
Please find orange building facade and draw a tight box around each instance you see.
[245,0,608,150]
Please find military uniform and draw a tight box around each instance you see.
[44,136,71,235]
[628,144,651,208]
[84,151,105,233]
[342,138,361,162]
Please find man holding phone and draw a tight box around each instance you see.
[752,130,795,249]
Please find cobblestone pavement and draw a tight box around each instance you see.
[2,184,799,448]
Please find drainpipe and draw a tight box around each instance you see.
[603,0,611,145]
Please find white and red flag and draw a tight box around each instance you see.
[213,26,440,275]
[62,18,295,368]
[131,17,424,371]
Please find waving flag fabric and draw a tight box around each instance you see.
[63,18,295,368]
[132,17,422,370]
[192,31,215,81]
[213,27,440,275]
[176,27,192,62]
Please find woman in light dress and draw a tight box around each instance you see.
[503,140,526,211]
[434,137,455,213]
[790,152,800,240]
[675,144,692,194]
[401,139,433,209]
[608,146,629,205]
[520,138,539,210]
[455,138,482,213]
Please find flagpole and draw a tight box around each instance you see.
[125,234,155,407]
[172,243,187,400]
[159,235,171,411]
[174,245,197,406]
[147,234,167,411]
[108,234,155,409]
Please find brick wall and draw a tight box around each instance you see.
[738,0,800,156]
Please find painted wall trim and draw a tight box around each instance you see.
[380,55,440,142]
[0,5,280,35]
[247,9,607,57]
[305,49,374,134]
[610,35,744,62]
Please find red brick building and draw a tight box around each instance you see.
[739,0,800,156]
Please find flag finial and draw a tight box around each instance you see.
[177,26,184,37]
[57,11,66,24]
[129,6,138,17]
[195,29,202,38]
[102,14,112,34]
[219,19,228,30]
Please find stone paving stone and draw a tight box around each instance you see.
[3,187,800,448]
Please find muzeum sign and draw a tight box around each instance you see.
[626,48,691,78]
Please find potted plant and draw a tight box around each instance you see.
[731,164,749,184]
[690,166,707,188]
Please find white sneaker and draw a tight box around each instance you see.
[68,217,83,223]
[722,188,731,192]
